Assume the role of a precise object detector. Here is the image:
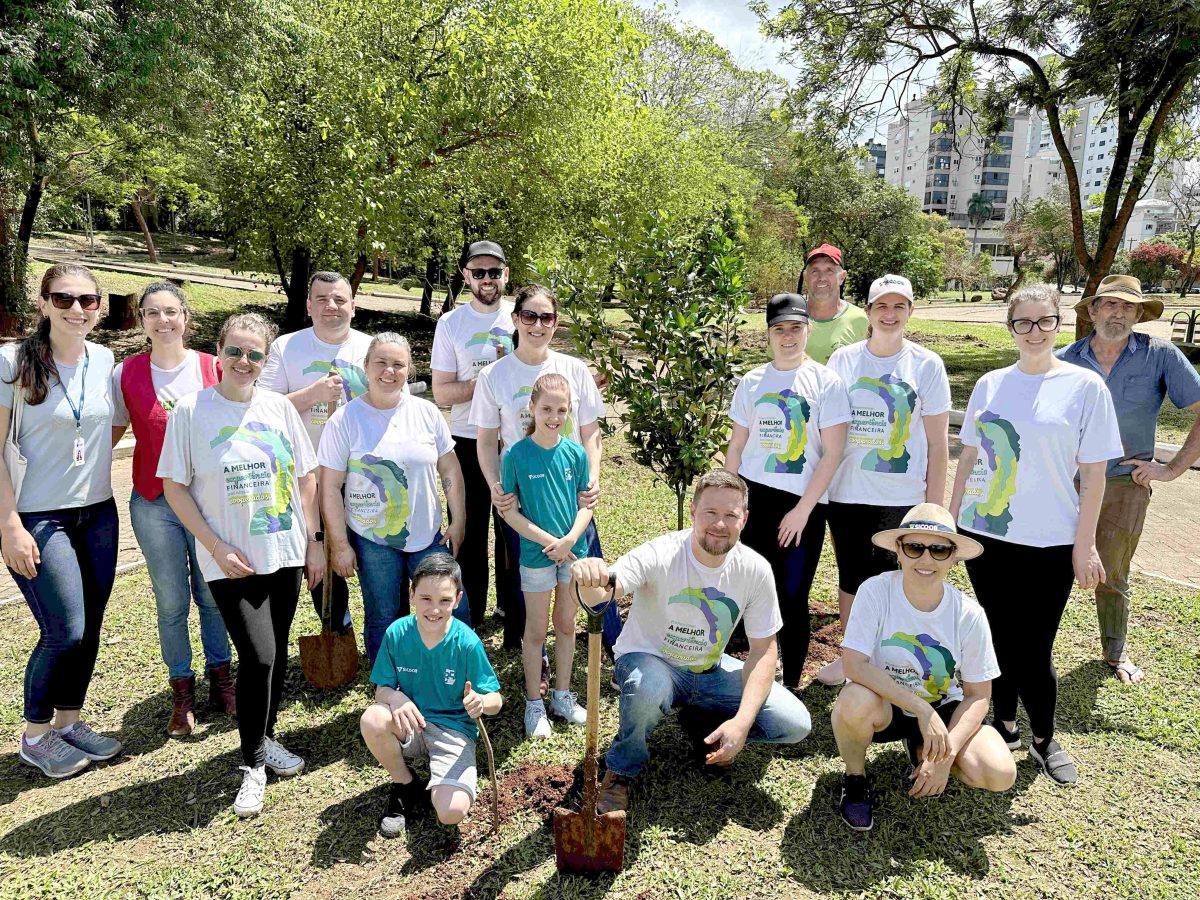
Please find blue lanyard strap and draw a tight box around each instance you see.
[62,348,89,430]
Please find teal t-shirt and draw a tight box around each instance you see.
[501,435,590,569]
[368,616,501,741]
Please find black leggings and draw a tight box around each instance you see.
[739,478,826,687]
[455,436,511,626]
[964,533,1074,741]
[209,567,303,767]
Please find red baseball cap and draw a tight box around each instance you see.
[806,243,843,267]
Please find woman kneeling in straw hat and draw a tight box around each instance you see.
[831,504,1016,832]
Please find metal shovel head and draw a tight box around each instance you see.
[299,629,359,689]
[552,805,626,873]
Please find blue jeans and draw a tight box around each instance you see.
[11,498,119,723]
[347,530,470,664]
[605,651,812,777]
[130,490,231,679]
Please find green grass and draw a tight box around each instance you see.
[1,430,1198,898]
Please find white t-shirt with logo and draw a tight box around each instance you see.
[112,351,215,425]
[958,363,1123,547]
[841,570,1000,709]
[317,394,454,552]
[469,350,605,452]
[259,327,374,450]
[612,530,782,672]
[158,387,318,582]
[826,340,951,506]
[729,361,851,498]
[430,300,515,438]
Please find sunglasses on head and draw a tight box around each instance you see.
[221,345,267,364]
[899,540,955,561]
[469,267,504,280]
[517,309,557,327]
[45,292,102,311]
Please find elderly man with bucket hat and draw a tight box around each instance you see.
[1058,274,1200,684]
[832,503,1016,831]
[798,243,868,364]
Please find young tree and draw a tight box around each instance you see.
[1021,186,1077,290]
[1167,162,1200,295]
[540,210,750,529]
[1130,242,1185,286]
[967,193,994,256]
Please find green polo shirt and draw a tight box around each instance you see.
[806,302,869,364]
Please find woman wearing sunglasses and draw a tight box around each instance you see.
[0,264,122,778]
[950,285,1121,786]
[111,282,233,737]
[160,313,323,817]
[318,331,469,665]
[832,504,1015,832]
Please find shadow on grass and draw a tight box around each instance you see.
[116,685,240,757]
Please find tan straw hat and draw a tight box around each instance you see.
[1073,274,1164,324]
[871,503,984,561]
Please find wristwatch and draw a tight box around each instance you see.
[308,531,324,543]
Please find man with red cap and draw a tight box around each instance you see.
[799,243,868,364]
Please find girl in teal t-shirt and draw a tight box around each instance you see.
[500,373,593,739]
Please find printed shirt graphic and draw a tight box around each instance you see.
[469,350,605,453]
[158,387,317,582]
[501,435,591,568]
[431,300,515,438]
[369,617,501,742]
[841,571,999,709]
[958,364,1123,547]
[827,341,951,506]
[612,530,782,671]
[258,327,373,450]
[318,395,453,552]
[729,361,851,498]
[111,352,208,425]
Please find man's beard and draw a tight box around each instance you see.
[698,530,737,557]
[1096,319,1133,341]
[471,283,501,306]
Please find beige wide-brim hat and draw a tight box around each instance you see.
[1073,274,1164,324]
[871,503,984,561]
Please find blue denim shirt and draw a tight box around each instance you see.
[1058,332,1200,477]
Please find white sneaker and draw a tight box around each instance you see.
[549,690,587,726]
[524,701,552,739]
[263,736,305,777]
[234,765,267,817]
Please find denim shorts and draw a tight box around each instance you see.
[519,560,573,593]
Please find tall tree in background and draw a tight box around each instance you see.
[966,193,994,257]
[758,0,1200,335]
[1167,162,1200,296]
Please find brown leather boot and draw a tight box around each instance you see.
[596,771,631,814]
[168,676,196,737]
[207,663,237,717]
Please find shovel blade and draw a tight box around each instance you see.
[299,630,359,689]
[552,807,626,873]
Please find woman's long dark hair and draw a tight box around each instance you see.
[7,264,100,405]
[511,283,557,352]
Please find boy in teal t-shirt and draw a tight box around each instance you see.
[360,554,502,838]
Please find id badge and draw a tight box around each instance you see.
[72,433,86,467]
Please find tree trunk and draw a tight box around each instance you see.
[284,245,311,332]
[130,194,158,263]
[419,251,439,318]
[349,253,368,296]
[0,147,52,334]
[675,488,685,531]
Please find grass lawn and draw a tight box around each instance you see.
[1,429,1198,898]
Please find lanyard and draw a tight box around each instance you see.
[62,348,89,433]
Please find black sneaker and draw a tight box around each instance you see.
[839,774,873,831]
[379,780,427,837]
[904,736,921,776]
[993,719,1021,750]
[1029,738,1078,786]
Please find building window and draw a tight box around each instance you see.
[1094,180,1101,186]
[1089,141,1095,148]
[1099,141,1105,146]
[974,174,981,182]
[980,189,1007,203]
[983,154,1011,167]
[982,171,1009,185]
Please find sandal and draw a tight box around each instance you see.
[1108,659,1144,685]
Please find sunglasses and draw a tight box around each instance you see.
[469,267,504,280]
[45,292,102,311]
[517,309,557,327]
[221,345,267,364]
[899,540,955,561]
[1009,315,1060,334]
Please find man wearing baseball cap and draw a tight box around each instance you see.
[1058,274,1200,685]
[798,243,868,364]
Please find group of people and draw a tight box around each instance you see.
[3,238,1196,838]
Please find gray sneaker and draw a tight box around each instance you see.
[20,732,90,779]
[57,722,122,761]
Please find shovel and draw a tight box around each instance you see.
[552,585,626,873]
[299,526,359,689]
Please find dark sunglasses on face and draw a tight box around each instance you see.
[469,267,504,280]
[45,292,102,311]
[517,309,557,327]
[221,345,267,364]
[899,540,955,561]
[1009,315,1060,334]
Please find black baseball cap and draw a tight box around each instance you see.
[464,240,507,266]
[766,293,809,327]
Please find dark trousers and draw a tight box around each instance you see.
[455,436,511,626]
[12,498,119,723]
[739,479,826,688]
[965,533,1074,740]
[210,567,303,767]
